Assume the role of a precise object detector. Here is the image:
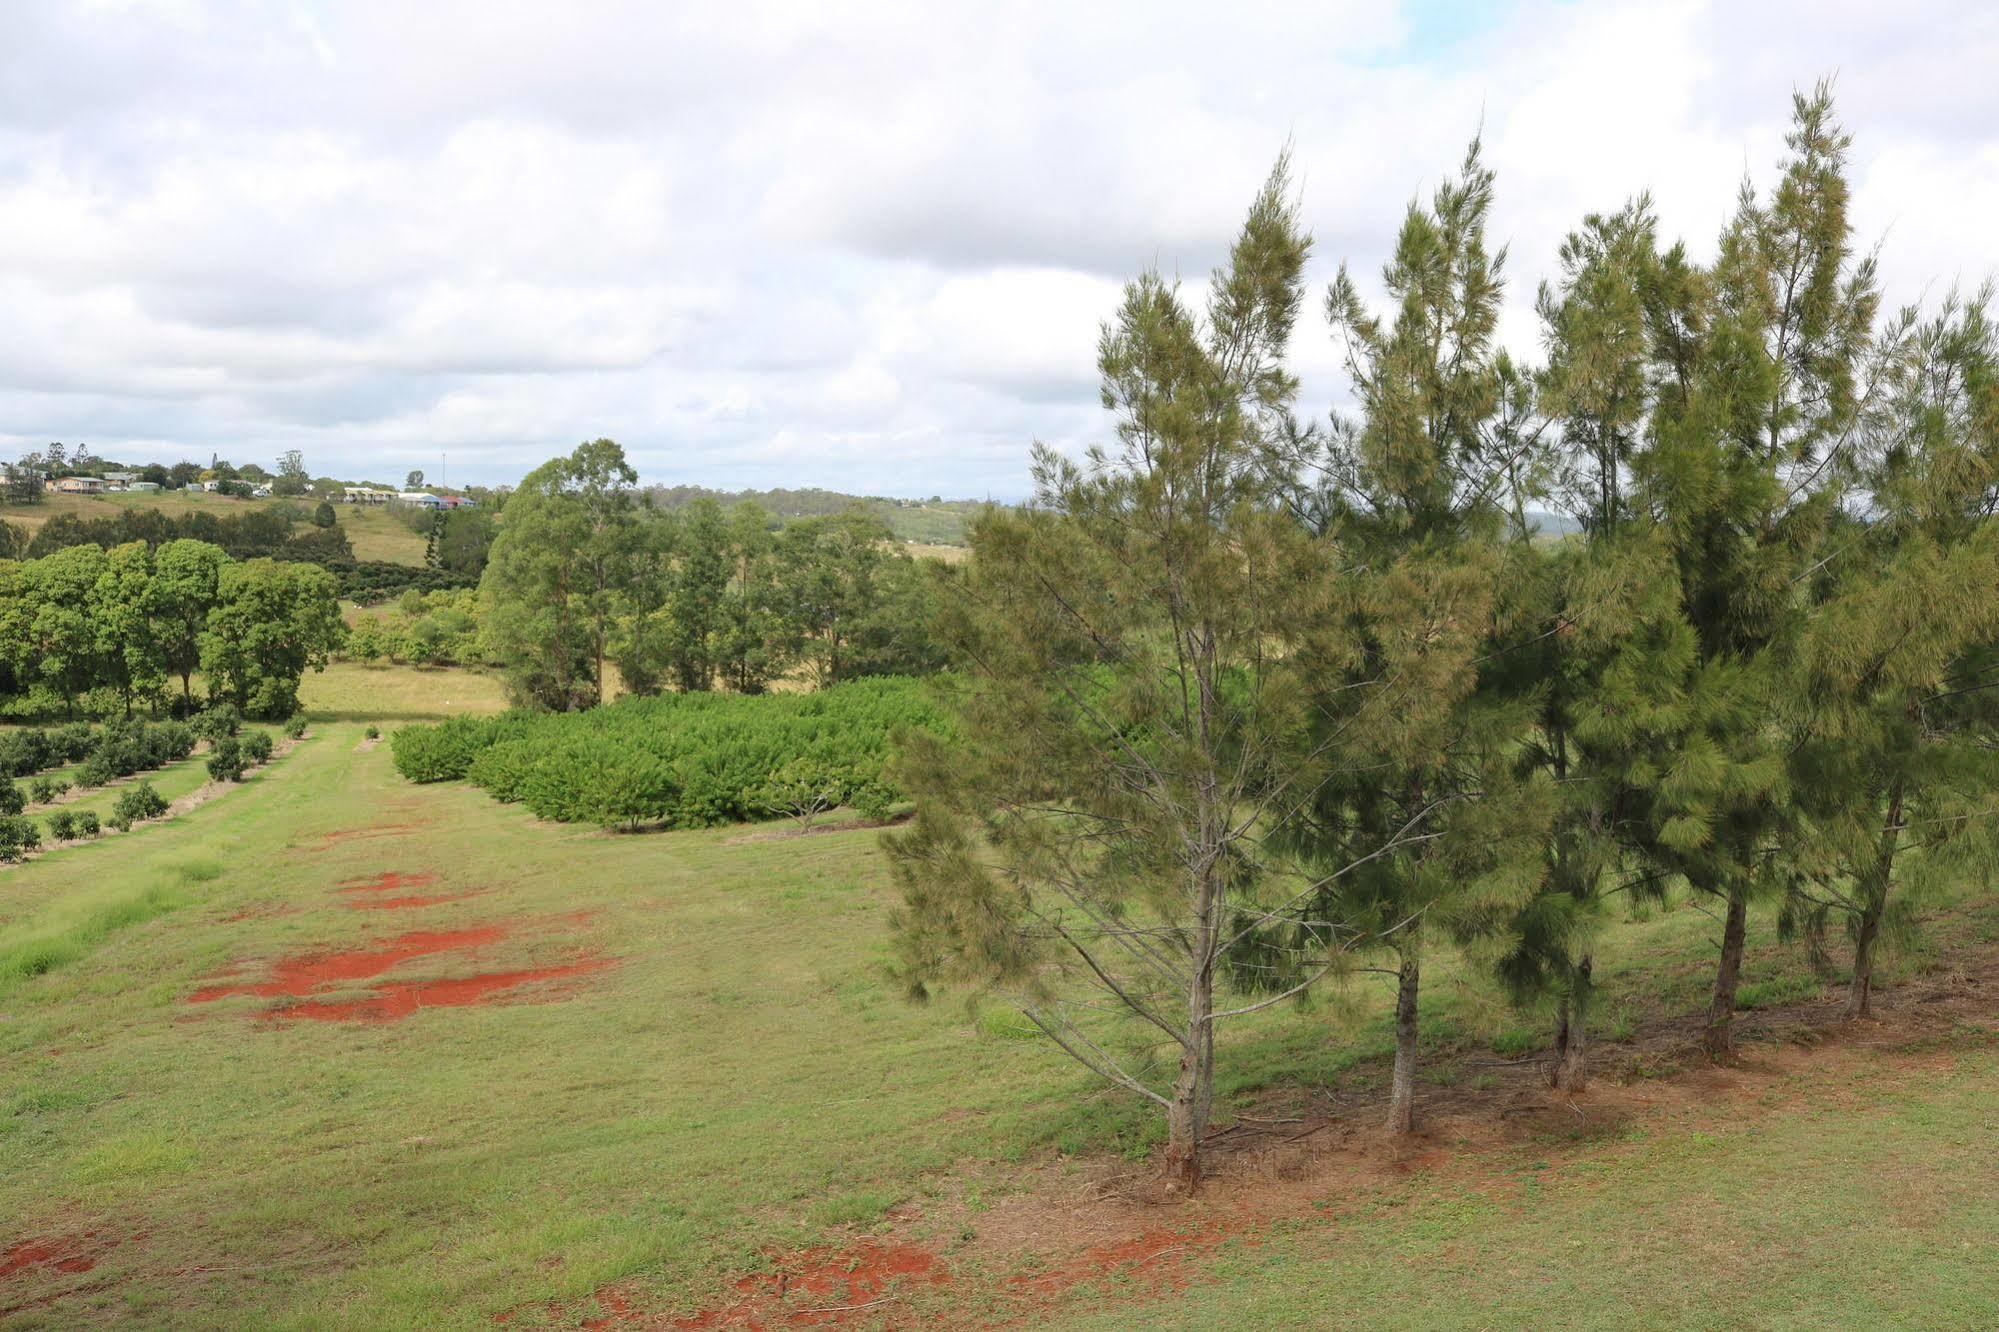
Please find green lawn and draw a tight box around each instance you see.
[3,669,1997,1328]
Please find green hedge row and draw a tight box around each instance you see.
[0,724,99,778]
[391,676,948,830]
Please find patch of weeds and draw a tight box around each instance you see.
[72,1130,195,1183]
[808,1190,899,1229]
[974,1005,1043,1042]
[1735,974,1822,1010]
[1489,1027,1542,1057]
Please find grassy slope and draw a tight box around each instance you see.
[2,491,429,565]
[1,665,1995,1327]
[1054,1047,1999,1330]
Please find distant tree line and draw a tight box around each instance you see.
[2,505,353,565]
[0,539,345,720]
[885,86,1999,1191]
[645,483,981,545]
[481,440,948,709]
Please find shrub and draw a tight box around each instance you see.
[392,676,949,832]
[74,810,100,837]
[365,724,381,740]
[53,722,97,762]
[29,776,69,805]
[109,781,169,830]
[0,778,22,818]
[391,715,501,783]
[191,706,242,742]
[283,716,308,740]
[46,809,77,841]
[206,738,246,783]
[0,814,40,861]
[69,720,196,789]
[0,730,51,778]
[241,731,274,764]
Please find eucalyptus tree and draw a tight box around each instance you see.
[480,439,642,710]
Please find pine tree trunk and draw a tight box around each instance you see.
[1387,951,1421,1135]
[1161,973,1214,1193]
[1847,781,1903,1022]
[1846,911,1879,1021]
[1551,957,1592,1091]
[1703,890,1748,1057]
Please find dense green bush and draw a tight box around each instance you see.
[109,781,169,830]
[191,706,242,741]
[206,737,246,783]
[73,810,100,837]
[73,721,197,789]
[242,731,274,763]
[0,814,40,861]
[391,676,946,830]
[0,777,22,817]
[283,716,308,740]
[337,562,479,605]
[0,723,97,777]
[28,775,69,804]
[45,809,76,841]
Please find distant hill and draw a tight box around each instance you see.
[643,485,989,546]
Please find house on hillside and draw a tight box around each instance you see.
[53,476,107,494]
[103,470,139,490]
[396,491,444,509]
[343,486,394,504]
[127,481,162,492]
[438,494,476,509]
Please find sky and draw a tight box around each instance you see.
[2,1,1995,497]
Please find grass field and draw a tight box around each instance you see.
[1,491,430,565]
[4,666,1998,1328]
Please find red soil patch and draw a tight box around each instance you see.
[276,956,613,1022]
[674,1242,946,1329]
[1003,1227,1226,1299]
[338,870,440,894]
[517,1243,948,1330]
[188,926,509,1002]
[188,921,614,1023]
[345,893,474,910]
[336,870,481,910]
[1,1235,100,1280]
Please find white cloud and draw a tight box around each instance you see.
[0,0,1994,497]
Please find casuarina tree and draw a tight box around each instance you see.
[1783,288,1999,1018]
[1626,83,1878,1055]
[889,158,1411,1189]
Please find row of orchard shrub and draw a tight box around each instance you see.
[0,778,167,860]
[391,676,948,830]
[73,720,200,789]
[206,730,274,783]
[0,706,244,783]
[337,561,480,605]
[0,724,99,778]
